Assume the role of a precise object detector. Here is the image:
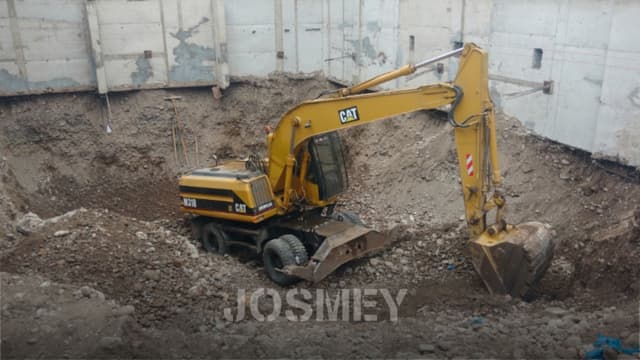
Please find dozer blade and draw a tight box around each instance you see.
[469,222,555,298]
[283,220,389,282]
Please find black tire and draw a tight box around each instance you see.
[333,210,364,226]
[263,236,308,286]
[279,234,309,266]
[202,223,228,254]
[190,216,208,242]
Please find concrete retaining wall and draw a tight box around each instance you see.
[0,0,638,167]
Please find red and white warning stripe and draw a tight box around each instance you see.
[466,154,474,176]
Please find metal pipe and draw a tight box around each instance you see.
[415,47,464,69]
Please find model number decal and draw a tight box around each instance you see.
[338,106,360,124]
[182,197,197,208]
[234,203,247,213]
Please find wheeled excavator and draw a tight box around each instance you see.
[178,43,555,297]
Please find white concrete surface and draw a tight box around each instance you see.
[0,0,229,95]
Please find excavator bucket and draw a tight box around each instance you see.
[468,221,555,298]
[283,220,389,282]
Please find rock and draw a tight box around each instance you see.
[324,328,338,338]
[556,347,577,359]
[35,307,47,318]
[188,285,205,297]
[547,318,564,332]
[559,169,571,180]
[40,281,51,288]
[16,212,43,235]
[53,230,70,237]
[184,241,199,258]
[561,159,571,165]
[143,270,160,281]
[544,306,568,316]
[27,337,37,345]
[215,317,226,330]
[602,346,619,360]
[239,323,258,337]
[418,344,435,354]
[566,335,581,347]
[113,305,135,316]
[513,348,525,358]
[625,333,639,347]
[99,336,123,350]
[80,286,93,298]
[135,231,148,241]
[436,341,450,352]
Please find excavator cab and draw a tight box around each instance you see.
[306,132,347,201]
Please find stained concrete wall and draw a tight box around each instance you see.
[0,0,229,95]
[0,0,93,94]
[0,0,638,167]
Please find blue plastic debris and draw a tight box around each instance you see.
[447,263,456,270]
[584,335,640,359]
[470,316,486,329]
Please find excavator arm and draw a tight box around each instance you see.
[267,43,554,297]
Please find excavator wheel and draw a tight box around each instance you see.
[202,223,229,255]
[469,222,555,298]
[263,235,308,286]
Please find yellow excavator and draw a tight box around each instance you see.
[179,43,555,297]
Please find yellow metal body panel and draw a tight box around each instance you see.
[179,206,278,224]
[179,162,278,223]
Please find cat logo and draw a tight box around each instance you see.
[338,106,360,124]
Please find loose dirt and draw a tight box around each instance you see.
[0,75,638,358]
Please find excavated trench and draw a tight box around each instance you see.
[0,76,638,358]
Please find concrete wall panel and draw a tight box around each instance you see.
[225,0,276,76]
[0,0,638,166]
[0,0,228,94]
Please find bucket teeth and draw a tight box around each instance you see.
[469,222,555,298]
